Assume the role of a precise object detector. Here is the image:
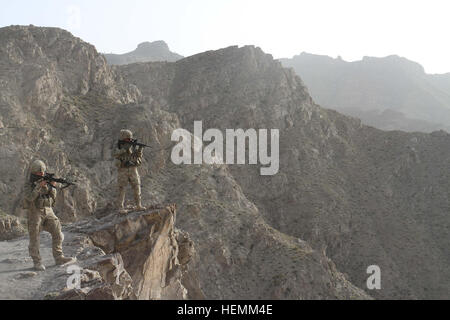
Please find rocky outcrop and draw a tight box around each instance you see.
[76,204,201,299]
[104,41,183,65]
[40,205,200,300]
[50,253,134,300]
[0,212,26,241]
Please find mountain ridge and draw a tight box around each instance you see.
[280,52,450,132]
[0,25,449,299]
[0,25,370,299]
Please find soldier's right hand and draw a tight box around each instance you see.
[40,181,47,187]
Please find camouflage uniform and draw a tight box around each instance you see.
[114,130,145,212]
[24,160,75,271]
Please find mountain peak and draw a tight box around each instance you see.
[182,45,278,70]
[136,40,170,52]
[104,40,183,65]
[0,24,136,104]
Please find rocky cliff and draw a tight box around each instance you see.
[1,25,449,300]
[0,205,201,300]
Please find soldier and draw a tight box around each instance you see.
[114,129,146,214]
[24,160,76,271]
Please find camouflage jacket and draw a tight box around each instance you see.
[114,146,144,168]
[24,179,57,210]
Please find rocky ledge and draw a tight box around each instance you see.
[0,205,203,300]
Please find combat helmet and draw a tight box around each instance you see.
[120,129,133,140]
[30,160,46,173]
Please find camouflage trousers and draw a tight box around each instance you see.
[117,166,141,208]
[27,207,63,264]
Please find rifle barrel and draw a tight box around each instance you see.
[118,139,150,148]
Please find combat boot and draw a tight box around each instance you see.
[33,262,46,271]
[134,200,146,212]
[55,256,77,266]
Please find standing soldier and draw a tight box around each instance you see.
[114,129,146,214]
[24,160,76,271]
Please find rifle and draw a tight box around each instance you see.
[31,173,76,190]
[117,139,150,150]
[117,139,175,153]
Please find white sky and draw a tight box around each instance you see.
[1,0,449,74]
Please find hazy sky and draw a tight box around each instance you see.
[1,0,449,74]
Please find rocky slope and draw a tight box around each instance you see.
[280,53,450,132]
[104,41,183,65]
[0,26,370,300]
[118,47,450,299]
